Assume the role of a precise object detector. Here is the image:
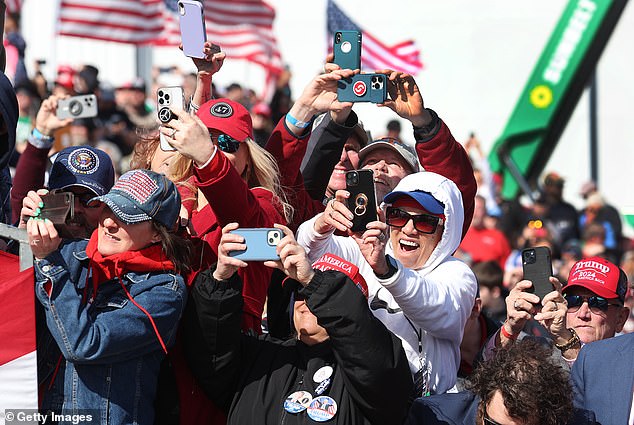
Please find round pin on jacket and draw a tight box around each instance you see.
[307,396,338,422]
[314,378,331,396]
[313,365,333,383]
[283,391,313,414]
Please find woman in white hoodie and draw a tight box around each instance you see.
[296,171,477,397]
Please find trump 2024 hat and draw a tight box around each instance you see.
[89,169,181,229]
[196,98,253,142]
[564,256,628,303]
[49,146,115,197]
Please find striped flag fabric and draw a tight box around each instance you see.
[57,0,283,74]
[326,0,423,75]
[0,251,37,414]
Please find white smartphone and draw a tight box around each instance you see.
[179,0,207,59]
[157,86,185,151]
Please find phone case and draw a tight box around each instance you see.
[345,169,378,232]
[522,246,554,300]
[56,95,98,120]
[179,0,207,59]
[228,228,283,261]
[337,74,387,103]
[333,30,362,70]
[157,86,185,151]
[39,192,74,225]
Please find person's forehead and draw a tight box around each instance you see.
[345,135,362,150]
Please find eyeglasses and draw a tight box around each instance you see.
[213,133,241,153]
[564,294,622,314]
[67,190,96,208]
[385,207,443,234]
[483,412,504,425]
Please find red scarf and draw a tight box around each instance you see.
[85,230,175,289]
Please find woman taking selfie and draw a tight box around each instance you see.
[27,169,190,424]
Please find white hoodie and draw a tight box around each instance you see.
[297,171,477,395]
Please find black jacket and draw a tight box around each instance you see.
[183,268,412,425]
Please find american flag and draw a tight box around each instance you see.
[58,0,283,73]
[327,0,423,75]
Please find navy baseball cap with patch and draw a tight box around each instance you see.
[89,169,181,229]
[196,98,253,142]
[49,146,115,197]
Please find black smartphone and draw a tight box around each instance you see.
[522,246,554,301]
[337,73,387,103]
[345,169,378,232]
[333,30,361,70]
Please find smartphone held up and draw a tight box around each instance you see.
[228,228,283,262]
[522,246,555,301]
[157,86,185,151]
[179,0,207,59]
[56,95,98,120]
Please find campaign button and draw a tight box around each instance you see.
[307,396,338,422]
[283,390,313,414]
[315,378,331,395]
[313,365,333,383]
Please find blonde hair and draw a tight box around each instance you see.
[244,138,293,224]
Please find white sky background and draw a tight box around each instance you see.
[19,0,634,216]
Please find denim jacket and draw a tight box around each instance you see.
[34,239,187,425]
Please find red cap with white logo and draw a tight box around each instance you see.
[312,253,368,298]
[564,256,628,302]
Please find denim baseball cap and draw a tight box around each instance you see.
[49,146,115,197]
[89,169,181,229]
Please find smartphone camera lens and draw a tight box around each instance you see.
[523,250,536,264]
[178,2,185,15]
[69,100,83,117]
[346,172,359,186]
[335,32,342,44]
[268,237,274,244]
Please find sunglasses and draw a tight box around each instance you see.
[66,190,96,208]
[385,207,444,234]
[564,294,622,314]
[213,133,241,153]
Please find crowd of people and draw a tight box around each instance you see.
[1,2,633,425]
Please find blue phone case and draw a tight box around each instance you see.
[179,0,207,59]
[229,228,283,261]
[337,73,387,103]
[333,30,362,70]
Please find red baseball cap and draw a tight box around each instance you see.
[564,256,628,302]
[196,98,253,142]
[312,253,368,298]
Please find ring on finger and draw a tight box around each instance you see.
[31,239,40,245]
[513,299,520,310]
[329,198,336,210]
[378,233,386,241]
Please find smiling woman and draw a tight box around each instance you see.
[26,169,192,424]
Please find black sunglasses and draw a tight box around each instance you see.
[564,294,621,314]
[385,207,443,234]
[214,133,241,153]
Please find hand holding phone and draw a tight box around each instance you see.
[346,169,378,232]
[522,246,555,301]
[228,228,283,261]
[179,0,207,59]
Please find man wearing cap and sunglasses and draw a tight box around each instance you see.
[496,256,629,364]
[297,170,477,397]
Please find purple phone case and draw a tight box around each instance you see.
[179,0,207,59]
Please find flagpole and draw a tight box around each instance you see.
[135,45,153,93]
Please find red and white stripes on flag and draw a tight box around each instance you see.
[58,0,167,44]
[57,0,283,74]
[0,251,37,414]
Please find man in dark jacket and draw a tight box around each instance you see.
[184,223,412,425]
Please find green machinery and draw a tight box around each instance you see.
[488,0,629,200]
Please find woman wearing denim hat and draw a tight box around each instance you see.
[26,169,191,425]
